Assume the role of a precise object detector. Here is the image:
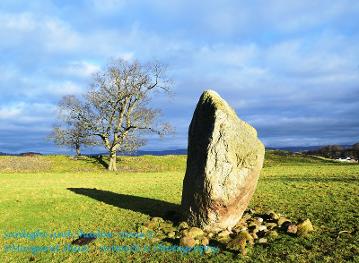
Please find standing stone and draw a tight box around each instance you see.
[181,90,265,232]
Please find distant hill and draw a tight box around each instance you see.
[100,145,355,155]
[268,145,353,152]
[0,145,354,156]
[89,149,187,156]
[0,152,42,156]
[0,150,188,156]
[127,149,187,156]
[0,152,17,156]
[19,152,42,157]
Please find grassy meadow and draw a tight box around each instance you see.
[0,151,358,262]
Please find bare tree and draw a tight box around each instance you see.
[49,96,98,156]
[61,58,173,171]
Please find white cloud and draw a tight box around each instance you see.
[43,19,81,52]
[11,80,85,98]
[0,104,23,120]
[44,81,84,96]
[195,44,259,67]
[0,102,56,122]
[56,61,101,78]
[0,12,36,31]
[0,12,81,53]
[202,5,246,36]
[264,0,359,32]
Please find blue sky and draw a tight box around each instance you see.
[0,0,359,154]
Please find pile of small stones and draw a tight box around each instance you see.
[137,209,314,256]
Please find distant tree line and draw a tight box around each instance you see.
[305,143,359,160]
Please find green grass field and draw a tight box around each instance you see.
[0,151,358,262]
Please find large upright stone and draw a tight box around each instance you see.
[181,90,265,232]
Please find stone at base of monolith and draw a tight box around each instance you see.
[181,90,265,232]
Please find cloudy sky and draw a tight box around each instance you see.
[0,0,359,154]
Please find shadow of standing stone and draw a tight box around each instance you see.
[67,188,180,220]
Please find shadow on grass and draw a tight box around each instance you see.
[67,188,181,221]
[92,155,108,169]
[79,155,109,169]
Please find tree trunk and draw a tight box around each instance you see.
[75,145,81,157]
[108,150,117,171]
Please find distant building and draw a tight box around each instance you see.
[336,157,358,163]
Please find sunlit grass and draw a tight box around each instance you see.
[0,152,358,262]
